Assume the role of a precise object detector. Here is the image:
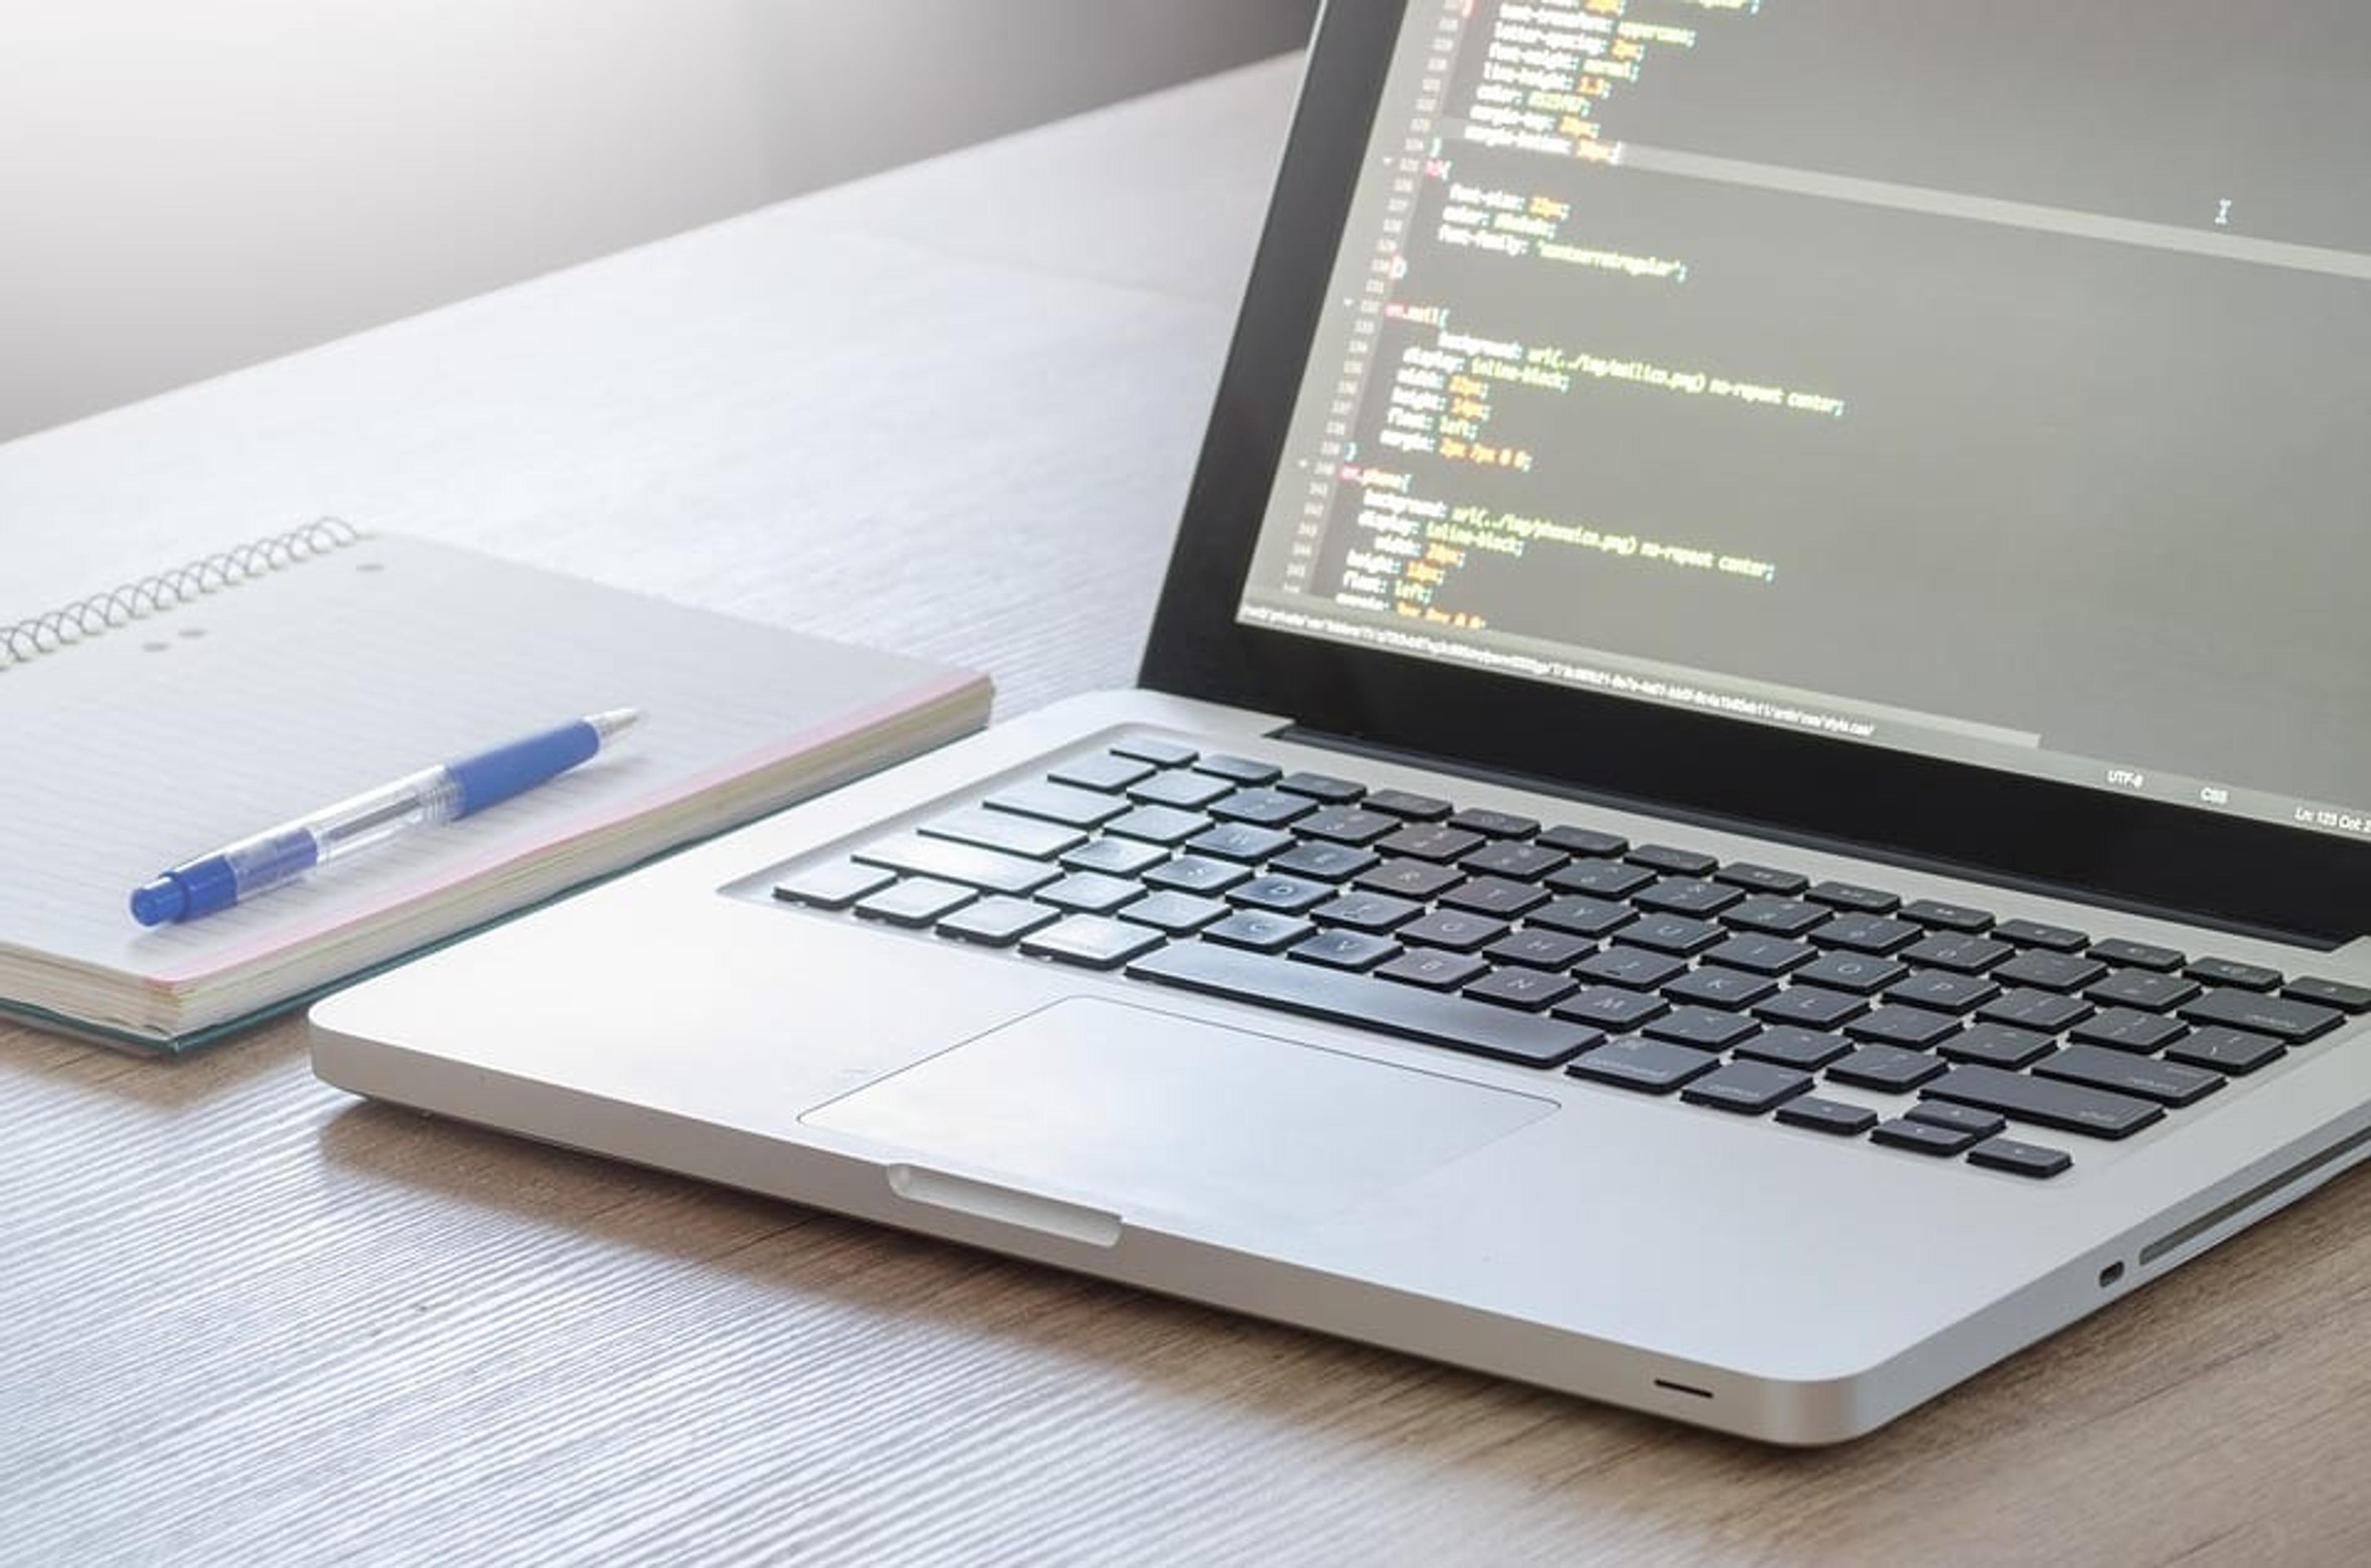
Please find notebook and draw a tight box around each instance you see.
[0,522,990,1051]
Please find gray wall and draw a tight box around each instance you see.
[0,1,1316,443]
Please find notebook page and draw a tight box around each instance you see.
[0,533,972,989]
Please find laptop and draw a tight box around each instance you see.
[310,0,2371,1442]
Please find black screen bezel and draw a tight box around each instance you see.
[1140,0,2369,945]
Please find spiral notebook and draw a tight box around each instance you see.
[0,523,992,1051]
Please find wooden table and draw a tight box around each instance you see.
[6,57,2369,1564]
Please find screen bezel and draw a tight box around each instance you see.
[1140,0,2370,945]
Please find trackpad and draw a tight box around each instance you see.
[803,997,1556,1230]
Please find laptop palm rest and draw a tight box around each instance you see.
[803,997,1556,1232]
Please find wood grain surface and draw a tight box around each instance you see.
[6,56,2370,1566]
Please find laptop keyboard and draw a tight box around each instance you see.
[767,736,2371,1182]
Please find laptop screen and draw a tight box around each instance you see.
[1236,0,2371,847]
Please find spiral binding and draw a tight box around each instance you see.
[0,518,364,670]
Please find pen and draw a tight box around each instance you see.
[128,709,641,926]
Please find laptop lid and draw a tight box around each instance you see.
[1143,0,2371,945]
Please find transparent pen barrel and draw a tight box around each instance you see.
[306,765,465,864]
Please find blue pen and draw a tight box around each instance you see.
[128,709,641,926]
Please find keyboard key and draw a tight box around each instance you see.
[936,896,1060,946]
[1905,1101,2006,1139]
[1295,806,1399,844]
[2186,957,2282,991]
[1994,918,2091,951]
[2164,1026,2287,1076]
[1021,915,1166,969]
[1103,805,1215,846]
[1269,841,1379,882]
[1714,862,1809,895]
[1871,1118,1978,1156]
[854,835,1064,896]
[1111,737,1196,767]
[1828,1044,1946,1091]
[1807,880,1899,913]
[1120,890,1230,933]
[1938,1022,2057,1069]
[1551,986,1668,1030]
[1754,985,1868,1029]
[1703,934,1816,975]
[1528,895,1634,938]
[1844,1004,1961,1050]
[1311,891,1424,932]
[1966,1137,2073,1179]
[1363,788,1453,820]
[2085,970,2201,1012]
[2068,1007,2188,1054]
[1061,837,1167,877]
[772,860,894,910]
[1566,1038,1720,1093]
[1375,948,1489,991]
[1628,843,1718,875]
[1792,951,1907,995]
[1574,946,1687,990]
[985,778,1131,828]
[2033,1044,2223,1107]
[1734,1025,1853,1069]
[1991,949,2106,992]
[1460,841,1569,880]
[1398,910,1510,952]
[1901,898,1995,933]
[1486,928,1595,970]
[1129,942,1603,1067]
[1050,753,1155,792]
[1039,872,1142,915]
[1289,930,1401,971]
[1812,914,1922,954]
[1723,897,1829,936]
[1437,875,1549,917]
[1355,858,1467,899]
[1143,854,1252,895]
[1635,877,1742,917]
[1682,1060,1813,1115]
[1663,966,1779,1009]
[2088,937,2185,972]
[1921,1064,2163,1139]
[1228,874,1334,914]
[1884,971,1999,1014]
[1448,807,1539,839]
[1126,769,1233,809]
[1378,823,1487,862]
[852,877,971,927]
[1194,754,1281,785]
[1775,1096,1878,1135]
[1537,824,1627,857]
[1622,914,1725,956]
[1465,967,1579,1011]
[2180,988,2345,1043]
[1276,770,1365,803]
[1546,860,1655,899]
[1643,1006,1758,1051]
[1210,787,1316,827]
[2285,977,2371,1014]
[1976,988,2094,1034]
[1200,911,1316,953]
[921,809,1085,859]
[1187,823,1296,862]
[1899,933,2012,974]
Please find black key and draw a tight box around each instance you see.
[1039,872,1142,915]
[1363,788,1453,820]
[1905,1101,2006,1139]
[1884,971,1999,1014]
[1020,914,1166,969]
[921,809,1085,859]
[1900,933,2012,974]
[1775,1096,1878,1135]
[2033,1044,2223,1107]
[1378,823,1487,862]
[1704,934,1816,975]
[1375,948,1491,991]
[985,778,1131,828]
[1465,967,1580,1011]
[1295,806,1399,844]
[1976,988,2094,1034]
[1551,986,1668,1031]
[2068,1007,2188,1054]
[1527,895,1634,938]
[937,896,1061,946]
[1061,837,1167,877]
[1546,860,1655,899]
[1844,1004,1961,1049]
[1994,918,2091,952]
[1812,914,1922,955]
[1538,825,1627,857]
[1623,914,1725,956]
[1438,876,1549,917]
[1991,949,2106,992]
[1311,891,1424,932]
[1715,862,1809,895]
[1920,1064,2163,1139]
[1399,909,1511,952]
[1209,787,1316,827]
[1288,929,1401,971]
[1643,1006,1758,1050]
[773,860,894,910]
[854,834,1063,896]
[1194,754,1281,785]
[1754,985,1868,1030]
[1127,769,1232,809]
[1486,928,1595,970]
[2086,969,2201,1012]
[1111,736,1196,767]
[1050,753,1155,792]
[1199,910,1316,953]
[2186,956,2282,992]
[1734,1025,1854,1070]
[1901,898,1995,933]
[1574,946,1687,990]
[1129,941,1602,1067]
[1269,841,1379,882]
[1355,857,1466,899]
[1229,874,1334,914]
[1276,770,1365,803]
[1966,1137,2073,1179]
[1634,877,1742,917]
[1872,1118,1978,1156]
[1448,807,1539,839]
[1807,880,1899,913]
[855,877,976,928]
[1663,965,1778,1009]
[1792,951,1907,995]
[1827,1045,1944,1091]
[2088,937,2184,972]
[1460,841,1569,880]
[1566,1038,1720,1094]
[1682,1060,1813,1115]
[1723,897,1829,937]
[2285,977,2371,1014]
[1142,854,1252,895]
[2180,987,2343,1043]
[1120,890,1229,934]
[1629,843,1718,876]
[1939,1022,2056,1069]
[1103,804,1215,846]
[2164,1026,2287,1076]
[1186,822,1297,862]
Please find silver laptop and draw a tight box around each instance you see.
[311,0,2371,1441]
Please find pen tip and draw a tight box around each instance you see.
[587,707,642,743]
